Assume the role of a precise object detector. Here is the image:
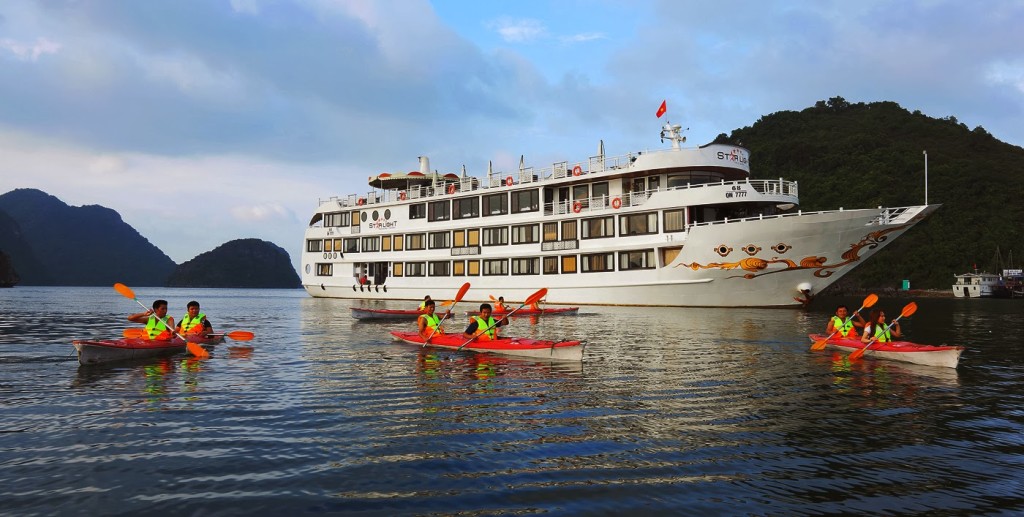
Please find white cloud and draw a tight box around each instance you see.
[231,203,294,222]
[0,37,61,61]
[492,18,547,43]
[560,32,606,44]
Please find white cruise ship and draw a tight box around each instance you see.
[300,122,938,307]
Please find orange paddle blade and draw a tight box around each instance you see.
[113,283,136,300]
[524,288,548,305]
[901,302,918,318]
[123,328,145,338]
[454,282,471,303]
[849,347,866,361]
[225,330,255,341]
[810,338,829,351]
[863,293,879,308]
[439,299,454,307]
[186,341,210,359]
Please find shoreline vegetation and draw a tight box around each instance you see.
[826,287,954,298]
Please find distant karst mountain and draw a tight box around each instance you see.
[0,189,173,286]
[166,238,300,288]
[0,207,50,285]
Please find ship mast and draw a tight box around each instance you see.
[660,121,688,149]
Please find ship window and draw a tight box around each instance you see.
[511,224,539,244]
[393,235,404,251]
[393,262,403,277]
[581,216,615,239]
[316,263,333,276]
[429,231,451,249]
[382,236,392,252]
[482,259,508,276]
[573,185,589,201]
[409,203,426,219]
[343,238,359,253]
[667,175,688,188]
[543,222,558,242]
[323,239,333,252]
[324,212,349,227]
[453,230,465,247]
[543,256,558,274]
[562,220,577,240]
[562,255,578,273]
[512,257,540,275]
[511,189,539,213]
[483,193,508,216]
[648,176,660,192]
[452,197,479,219]
[592,182,609,202]
[661,247,682,265]
[482,226,508,246]
[406,233,426,250]
[581,252,614,272]
[467,229,480,246]
[620,212,658,235]
[619,249,655,270]
[467,260,480,276]
[428,200,450,222]
[428,261,450,276]
[334,239,343,252]
[664,209,686,232]
[362,237,380,252]
[453,260,465,276]
[352,211,360,226]
[307,239,323,252]
[405,262,426,277]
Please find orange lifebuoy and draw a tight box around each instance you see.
[447,184,456,195]
[611,197,621,209]
[356,198,365,206]
[572,165,582,176]
[399,191,407,201]
[572,201,582,213]
[505,176,513,187]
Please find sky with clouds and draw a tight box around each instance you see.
[1,0,1022,269]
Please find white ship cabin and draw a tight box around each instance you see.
[304,123,800,289]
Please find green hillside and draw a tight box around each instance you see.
[714,97,1024,290]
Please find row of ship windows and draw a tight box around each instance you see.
[308,211,686,253]
[314,249,672,277]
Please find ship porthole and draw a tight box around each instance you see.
[742,244,762,256]
[715,245,733,257]
[305,264,311,274]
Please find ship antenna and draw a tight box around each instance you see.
[660,120,688,149]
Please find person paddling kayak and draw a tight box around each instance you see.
[417,299,450,339]
[463,303,509,341]
[826,304,864,339]
[177,300,214,337]
[861,309,901,343]
[127,299,174,340]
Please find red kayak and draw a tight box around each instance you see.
[389,331,585,361]
[72,335,224,366]
[464,307,579,317]
[808,334,964,368]
[351,307,425,320]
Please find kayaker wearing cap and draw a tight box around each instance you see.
[826,304,863,339]
[417,299,450,339]
[177,300,214,337]
[127,299,174,340]
[463,303,509,341]
[861,309,901,343]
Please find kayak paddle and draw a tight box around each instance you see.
[424,282,470,345]
[123,328,253,341]
[457,287,547,351]
[849,301,917,361]
[811,293,878,351]
[113,283,210,359]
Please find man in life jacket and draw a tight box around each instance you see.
[127,299,175,340]
[861,309,901,343]
[463,303,509,341]
[826,304,864,339]
[417,299,450,339]
[495,296,509,313]
[418,295,432,311]
[176,300,214,337]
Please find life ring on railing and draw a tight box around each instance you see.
[399,191,407,201]
[447,184,456,195]
[572,201,582,213]
[356,198,365,206]
[572,165,582,176]
[611,197,622,209]
[505,176,514,187]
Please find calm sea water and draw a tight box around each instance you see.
[1,286,1022,515]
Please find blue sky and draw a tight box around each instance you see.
[1,0,1022,268]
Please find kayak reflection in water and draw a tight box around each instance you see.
[463,303,509,341]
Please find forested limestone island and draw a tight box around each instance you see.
[0,250,18,287]
[166,238,301,288]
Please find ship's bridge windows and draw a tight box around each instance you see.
[620,212,658,236]
[343,238,359,253]
[406,233,426,251]
[361,237,380,252]
[664,209,687,232]
[428,200,450,222]
[428,261,450,276]
[483,193,508,216]
[582,216,615,239]
[316,263,333,276]
[307,239,323,252]
[581,252,614,272]
[667,172,725,188]
[482,226,508,246]
[428,231,451,249]
[483,259,508,276]
[409,203,426,220]
[405,262,425,277]
[324,212,349,227]
[512,257,540,275]
[619,249,655,270]
[512,224,540,244]
[511,189,540,213]
[453,197,479,219]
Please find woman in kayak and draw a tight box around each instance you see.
[463,303,509,341]
[826,304,864,339]
[861,309,901,343]
[417,299,450,339]
[127,299,174,340]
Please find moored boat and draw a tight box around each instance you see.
[389,330,585,361]
[808,333,964,369]
[73,335,224,366]
[465,306,579,317]
[352,307,425,320]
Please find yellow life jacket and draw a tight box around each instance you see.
[145,315,172,340]
[180,312,207,335]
